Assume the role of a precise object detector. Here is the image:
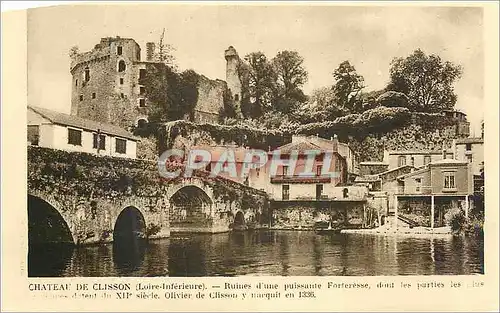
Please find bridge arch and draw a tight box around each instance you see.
[113,206,147,242]
[169,185,213,232]
[27,194,74,245]
[232,211,246,231]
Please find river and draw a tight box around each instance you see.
[28,230,484,277]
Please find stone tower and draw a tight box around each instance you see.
[70,37,150,130]
[224,46,242,106]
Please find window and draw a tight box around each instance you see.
[415,178,422,192]
[282,185,290,200]
[234,94,239,101]
[118,60,126,72]
[75,79,78,87]
[137,119,147,128]
[139,69,146,80]
[410,156,415,167]
[139,98,146,107]
[444,172,456,189]
[316,165,322,176]
[398,155,406,167]
[343,188,349,199]
[256,168,260,178]
[282,165,288,177]
[68,128,82,146]
[93,134,106,150]
[140,86,145,94]
[467,154,473,163]
[120,78,124,85]
[115,138,127,154]
[27,125,39,146]
[466,143,472,151]
[424,155,431,165]
[79,95,83,101]
[84,67,90,82]
[316,184,323,200]
[117,46,122,55]
[92,92,96,99]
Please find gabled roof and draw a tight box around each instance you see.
[28,106,137,140]
[274,141,323,154]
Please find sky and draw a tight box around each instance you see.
[27,4,484,135]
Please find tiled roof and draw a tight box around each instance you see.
[190,145,250,163]
[28,106,137,140]
[274,141,323,154]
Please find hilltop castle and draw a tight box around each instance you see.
[70,36,246,130]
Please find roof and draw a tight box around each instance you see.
[456,137,484,144]
[387,150,451,155]
[275,141,323,154]
[190,145,251,163]
[28,106,137,140]
[428,159,468,166]
[378,165,414,177]
[354,175,380,183]
[397,167,429,180]
[359,161,389,166]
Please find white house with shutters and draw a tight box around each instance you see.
[27,106,138,159]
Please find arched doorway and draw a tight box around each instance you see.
[233,211,246,231]
[136,118,148,129]
[169,186,213,232]
[28,195,74,277]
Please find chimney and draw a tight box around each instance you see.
[332,134,338,152]
[146,42,155,61]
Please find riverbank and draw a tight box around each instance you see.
[341,224,453,237]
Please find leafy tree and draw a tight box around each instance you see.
[332,61,365,111]
[243,52,276,118]
[155,28,177,70]
[376,91,409,108]
[271,51,308,114]
[144,64,199,122]
[387,49,462,113]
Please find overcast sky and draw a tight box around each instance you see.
[27,4,484,135]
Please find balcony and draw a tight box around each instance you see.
[270,175,332,184]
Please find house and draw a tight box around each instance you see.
[259,135,364,202]
[27,106,138,159]
[453,137,484,176]
[383,149,453,170]
[395,159,473,228]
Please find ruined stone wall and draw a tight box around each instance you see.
[193,76,226,123]
[270,201,366,229]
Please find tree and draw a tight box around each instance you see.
[244,52,276,118]
[376,91,409,108]
[155,28,177,70]
[271,50,308,114]
[69,46,79,59]
[332,61,365,111]
[387,49,462,113]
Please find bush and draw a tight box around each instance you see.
[445,208,467,235]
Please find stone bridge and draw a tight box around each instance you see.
[27,146,270,245]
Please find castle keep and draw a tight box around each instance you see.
[70,37,230,129]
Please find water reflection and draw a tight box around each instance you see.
[28,231,484,277]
